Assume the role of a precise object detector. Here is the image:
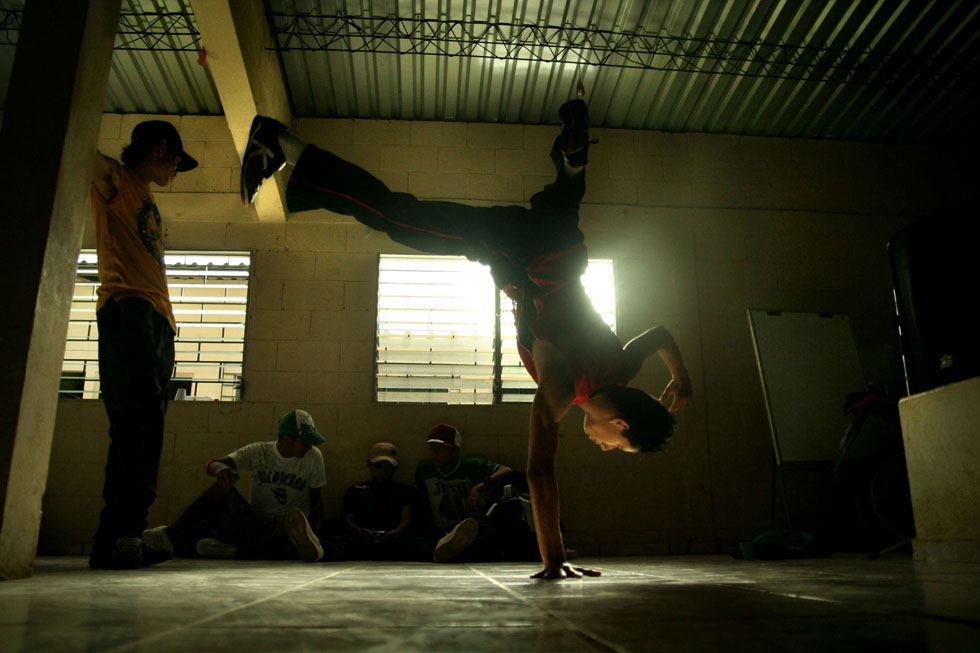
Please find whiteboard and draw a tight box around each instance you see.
[747,310,866,464]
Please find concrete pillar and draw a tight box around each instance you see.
[0,0,121,580]
[191,0,290,222]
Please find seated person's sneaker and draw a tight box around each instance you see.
[110,537,142,570]
[240,115,288,205]
[558,99,591,166]
[142,525,174,555]
[284,508,324,562]
[140,526,174,567]
[433,517,479,562]
[195,537,237,559]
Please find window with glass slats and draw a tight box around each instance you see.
[62,250,251,402]
[376,255,616,404]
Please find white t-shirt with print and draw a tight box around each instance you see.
[228,441,326,520]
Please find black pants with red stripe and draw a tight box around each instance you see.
[286,137,586,289]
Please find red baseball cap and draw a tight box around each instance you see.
[426,423,462,447]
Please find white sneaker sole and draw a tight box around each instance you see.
[434,517,479,562]
[285,509,324,562]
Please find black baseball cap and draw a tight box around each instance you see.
[130,120,199,172]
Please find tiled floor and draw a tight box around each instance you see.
[0,554,978,651]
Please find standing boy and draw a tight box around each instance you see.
[89,121,197,569]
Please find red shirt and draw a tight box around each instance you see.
[507,244,632,403]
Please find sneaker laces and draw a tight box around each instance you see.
[114,537,141,553]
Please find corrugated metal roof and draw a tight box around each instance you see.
[268,0,980,144]
[1,1,978,144]
[0,0,220,115]
[106,0,220,114]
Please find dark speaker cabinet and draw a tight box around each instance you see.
[888,209,979,395]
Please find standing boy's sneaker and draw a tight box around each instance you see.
[284,508,324,562]
[110,537,142,570]
[240,115,287,205]
[434,517,479,562]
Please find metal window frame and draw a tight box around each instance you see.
[61,249,252,402]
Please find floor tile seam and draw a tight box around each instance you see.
[587,565,909,589]
[142,623,546,632]
[99,567,353,653]
[713,582,959,617]
[553,566,907,612]
[568,566,692,582]
[466,566,627,653]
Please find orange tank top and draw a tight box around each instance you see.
[91,166,176,333]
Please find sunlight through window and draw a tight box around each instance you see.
[377,255,615,404]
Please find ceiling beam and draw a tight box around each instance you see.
[190,0,290,222]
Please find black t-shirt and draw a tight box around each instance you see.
[341,481,416,531]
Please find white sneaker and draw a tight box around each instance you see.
[142,526,174,556]
[434,517,479,562]
[195,538,237,559]
[284,508,324,562]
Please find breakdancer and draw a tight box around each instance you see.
[240,100,692,578]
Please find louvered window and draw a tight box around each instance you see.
[61,250,251,402]
[376,255,616,404]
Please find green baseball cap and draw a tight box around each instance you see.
[278,409,325,446]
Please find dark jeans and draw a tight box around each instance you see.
[286,136,586,289]
[93,297,174,547]
[168,485,297,559]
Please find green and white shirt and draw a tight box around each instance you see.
[414,457,499,530]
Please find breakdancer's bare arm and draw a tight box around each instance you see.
[526,339,601,580]
[622,326,692,413]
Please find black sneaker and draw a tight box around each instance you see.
[558,99,591,166]
[110,537,142,570]
[240,115,288,205]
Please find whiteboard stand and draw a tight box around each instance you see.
[748,309,866,534]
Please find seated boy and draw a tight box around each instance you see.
[142,409,326,562]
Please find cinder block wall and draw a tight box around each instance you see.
[39,114,975,556]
